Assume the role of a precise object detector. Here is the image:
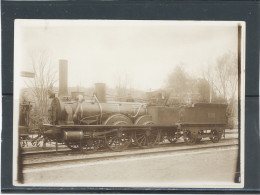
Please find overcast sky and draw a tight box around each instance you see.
[15,20,238,91]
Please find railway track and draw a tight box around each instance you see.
[22,136,238,156]
[23,138,238,170]
[21,129,238,154]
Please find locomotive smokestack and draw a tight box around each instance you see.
[95,83,106,103]
[58,59,68,97]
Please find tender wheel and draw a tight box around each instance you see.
[167,129,179,143]
[210,129,222,143]
[104,114,133,152]
[83,138,100,153]
[183,130,197,145]
[196,130,203,143]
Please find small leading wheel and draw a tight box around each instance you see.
[65,142,80,151]
[183,130,197,145]
[167,129,179,143]
[105,129,133,152]
[83,138,100,153]
[210,129,222,143]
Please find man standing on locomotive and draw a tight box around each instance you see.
[48,89,61,125]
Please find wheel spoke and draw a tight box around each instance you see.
[105,130,132,151]
[137,134,145,141]
[135,129,159,147]
[108,136,116,145]
[114,137,119,145]
[138,136,144,145]
[103,114,133,152]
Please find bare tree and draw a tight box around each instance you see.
[25,50,57,124]
[215,51,238,100]
[203,51,237,104]
[203,51,238,127]
[115,73,131,101]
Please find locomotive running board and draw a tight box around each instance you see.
[42,124,178,130]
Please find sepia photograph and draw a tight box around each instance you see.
[13,20,245,188]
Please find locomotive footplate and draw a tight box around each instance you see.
[42,124,177,131]
[42,124,177,128]
[42,124,177,136]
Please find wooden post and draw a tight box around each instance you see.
[55,139,58,153]
[79,140,83,152]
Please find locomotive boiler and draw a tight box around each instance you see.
[48,84,147,126]
[42,59,227,153]
[46,86,168,149]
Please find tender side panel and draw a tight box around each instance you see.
[181,103,227,125]
[147,106,180,125]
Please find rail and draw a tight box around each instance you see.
[23,141,238,171]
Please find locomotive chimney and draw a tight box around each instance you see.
[95,83,106,103]
[58,59,68,97]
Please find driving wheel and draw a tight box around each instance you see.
[104,114,133,152]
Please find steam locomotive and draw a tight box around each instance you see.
[40,61,227,153]
[42,94,227,152]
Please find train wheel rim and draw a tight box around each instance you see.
[134,119,160,148]
[134,115,160,148]
[183,130,197,145]
[104,114,133,152]
[210,129,222,143]
[134,127,159,148]
[105,130,133,152]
